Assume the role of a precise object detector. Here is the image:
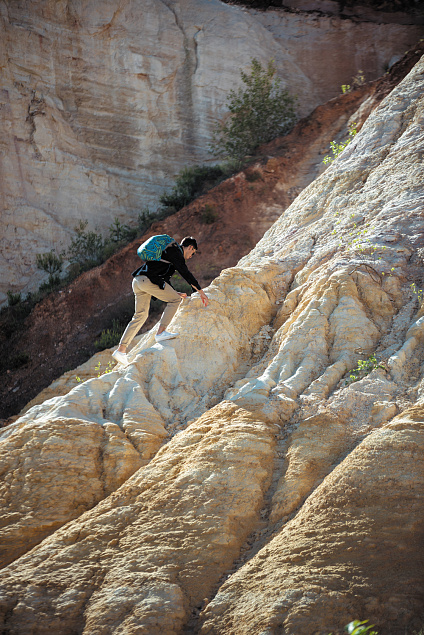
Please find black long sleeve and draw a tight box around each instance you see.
[133,244,201,291]
[163,245,200,290]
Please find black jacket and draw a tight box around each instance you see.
[132,243,200,291]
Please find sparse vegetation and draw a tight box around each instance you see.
[108,218,137,244]
[341,70,366,95]
[201,204,218,224]
[210,58,297,167]
[8,352,30,370]
[159,164,231,214]
[6,291,22,307]
[244,168,262,182]
[67,220,105,269]
[36,250,64,291]
[76,360,115,383]
[328,619,378,635]
[137,207,156,235]
[410,282,423,306]
[345,354,385,384]
[323,123,357,164]
[94,319,125,351]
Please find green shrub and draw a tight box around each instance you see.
[108,218,137,243]
[36,250,63,277]
[39,274,62,292]
[345,620,377,635]
[137,207,156,235]
[244,168,262,182]
[172,274,192,295]
[36,250,64,291]
[323,123,357,164]
[7,290,22,306]
[201,204,218,224]
[94,319,125,351]
[341,70,366,94]
[159,164,230,213]
[210,58,297,167]
[68,220,105,268]
[345,354,385,384]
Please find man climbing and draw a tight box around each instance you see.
[112,236,209,366]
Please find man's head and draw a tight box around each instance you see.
[181,236,197,260]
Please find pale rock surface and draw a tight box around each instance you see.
[1,0,422,302]
[199,406,424,634]
[0,50,423,635]
[0,403,276,634]
[0,266,276,565]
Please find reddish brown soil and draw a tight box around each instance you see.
[1,42,422,422]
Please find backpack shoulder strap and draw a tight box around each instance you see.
[160,241,183,263]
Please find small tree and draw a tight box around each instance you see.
[68,220,104,268]
[36,250,64,287]
[210,58,296,167]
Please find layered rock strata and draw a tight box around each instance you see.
[1,0,422,302]
[0,50,423,635]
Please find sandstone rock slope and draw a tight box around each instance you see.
[0,54,423,635]
[2,42,423,421]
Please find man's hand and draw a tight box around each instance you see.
[178,292,187,298]
[199,290,209,307]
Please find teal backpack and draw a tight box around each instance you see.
[137,234,180,261]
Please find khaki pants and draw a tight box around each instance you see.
[119,276,182,348]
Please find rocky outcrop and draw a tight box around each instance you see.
[1,0,422,303]
[2,42,423,422]
[200,407,424,634]
[0,47,423,635]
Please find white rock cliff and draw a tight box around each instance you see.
[0,54,423,634]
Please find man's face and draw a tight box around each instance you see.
[184,245,196,259]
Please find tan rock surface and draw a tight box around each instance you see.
[199,407,424,635]
[0,265,276,565]
[1,0,422,302]
[0,46,423,635]
[0,402,276,634]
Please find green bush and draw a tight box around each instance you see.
[345,620,377,635]
[345,354,385,385]
[244,168,263,182]
[159,164,231,213]
[323,123,357,164]
[108,218,137,243]
[36,250,63,277]
[172,273,192,295]
[201,204,218,224]
[7,290,22,307]
[210,58,297,167]
[68,220,105,268]
[328,619,378,635]
[94,319,125,351]
[137,207,156,235]
[39,275,62,292]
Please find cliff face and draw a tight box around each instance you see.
[1,0,422,303]
[0,54,423,634]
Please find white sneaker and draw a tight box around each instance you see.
[112,350,129,366]
[155,330,178,342]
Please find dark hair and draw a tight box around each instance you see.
[180,236,197,250]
